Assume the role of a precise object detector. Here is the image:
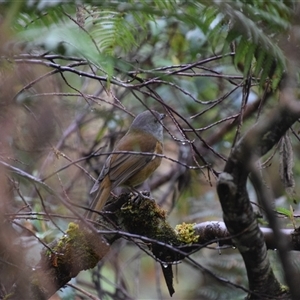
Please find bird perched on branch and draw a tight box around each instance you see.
[87,110,165,221]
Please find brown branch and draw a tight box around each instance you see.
[193,221,300,251]
[29,223,109,300]
[217,95,300,299]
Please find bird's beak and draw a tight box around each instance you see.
[160,113,166,120]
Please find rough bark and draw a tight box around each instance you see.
[217,100,300,299]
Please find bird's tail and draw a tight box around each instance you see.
[86,184,111,221]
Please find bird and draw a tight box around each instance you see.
[87,110,165,221]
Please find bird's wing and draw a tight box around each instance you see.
[108,151,153,188]
[90,132,157,193]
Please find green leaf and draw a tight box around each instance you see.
[253,50,266,77]
[243,43,256,76]
[234,37,249,69]
[271,65,284,91]
[276,207,292,218]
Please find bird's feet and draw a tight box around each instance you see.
[130,188,154,204]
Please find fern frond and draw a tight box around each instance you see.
[85,9,138,55]
[271,65,284,91]
[253,50,266,77]
[213,1,290,88]
[243,43,256,77]
[233,37,250,69]
[259,55,275,88]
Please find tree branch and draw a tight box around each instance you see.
[217,97,300,298]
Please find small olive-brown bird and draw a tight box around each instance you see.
[87,110,165,220]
